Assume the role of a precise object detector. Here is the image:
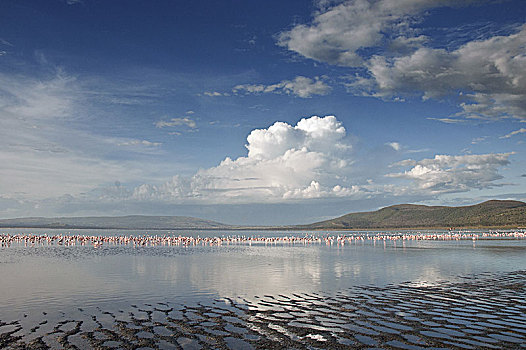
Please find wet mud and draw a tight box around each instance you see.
[1,270,525,349]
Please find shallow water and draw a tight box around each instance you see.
[1,229,525,321]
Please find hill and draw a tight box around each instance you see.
[0,215,231,230]
[297,200,526,229]
[1,200,525,230]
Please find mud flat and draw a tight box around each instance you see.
[1,270,525,349]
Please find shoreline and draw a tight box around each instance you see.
[1,225,525,231]
[2,230,525,248]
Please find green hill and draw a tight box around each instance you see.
[1,200,525,230]
[298,200,526,229]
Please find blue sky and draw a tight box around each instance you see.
[1,0,525,224]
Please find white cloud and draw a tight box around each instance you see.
[0,38,13,46]
[0,71,170,200]
[427,117,466,124]
[279,1,526,121]
[117,139,162,147]
[91,118,515,206]
[282,180,362,199]
[501,128,526,138]
[155,117,197,129]
[1,71,77,121]
[2,97,517,216]
[278,0,454,67]
[471,136,488,145]
[204,91,227,97]
[116,116,357,203]
[361,26,526,120]
[233,76,331,98]
[386,142,401,151]
[387,153,513,194]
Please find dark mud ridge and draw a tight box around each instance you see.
[1,271,525,349]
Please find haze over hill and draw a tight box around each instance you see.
[0,200,525,230]
[298,200,526,230]
[0,216,230,230]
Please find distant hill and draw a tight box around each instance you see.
[0,215,231,230]
[297,200,526,229]
[1,200,525,230]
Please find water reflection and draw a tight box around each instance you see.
[0,229,525,319]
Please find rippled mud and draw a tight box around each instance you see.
[1,271,525,349]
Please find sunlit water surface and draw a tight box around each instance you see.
[1,229,525,320]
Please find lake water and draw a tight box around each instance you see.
[1,229,526,349]
[1,228,525,319]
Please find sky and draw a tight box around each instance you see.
[1,0,525,225]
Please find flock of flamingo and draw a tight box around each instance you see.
[1,230,525,248]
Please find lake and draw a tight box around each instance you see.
[1,228,525,349]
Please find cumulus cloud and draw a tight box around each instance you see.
[278,0,454,67]
[155,117,197,129]
[387,153,512,194]
[3,104,516,216]
[282,180,361,199]
[233,76,331,98]
[113,116,357,203]
[362,26,526,120]
[279,1,526,121]
[94,118,515,205]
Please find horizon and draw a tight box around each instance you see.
[1,0,526,225]
[1,199,524,227]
